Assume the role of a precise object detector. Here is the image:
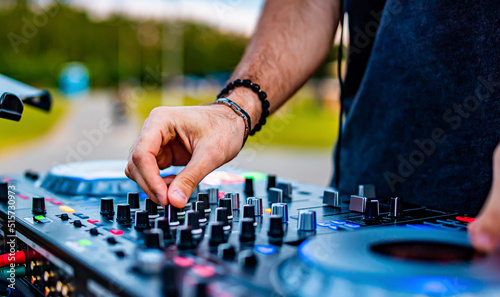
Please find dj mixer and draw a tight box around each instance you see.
[0,160,499,297]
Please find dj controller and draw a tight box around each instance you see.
[0,160,499,297]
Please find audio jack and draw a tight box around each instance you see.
[0,251,26,268]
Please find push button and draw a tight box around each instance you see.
[59,205,75,213]
[456,216,475,223]
[34,215,51,223]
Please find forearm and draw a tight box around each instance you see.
[228,0,341,126]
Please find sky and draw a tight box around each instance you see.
[67,0,266,35]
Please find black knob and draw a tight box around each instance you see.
[0,182,8,203]
[219,198,233,219]
[89,227,99,236]
[242,204,255,222]
[100,198,114,217]
[197,193,210,212]
[128,192,140,209]
[144,229,163,249]
[135,211,150,230]
[193,201,205,213]
[244,178,254,196]
[162,264,179,297]
[185,210,200,230]
[268,215,284,238]
[239,218,255,242]
[277,182,292,197]
[73,220,82,227]
[389,197,404,219]
[145,199,158,217]
[107,237,118,245]
[209,222,225,246]
[154,218,172,239]
[364,200,380,224]
[268,188,283,204]
[215,207,229,226]
[177,226,194,250]
[32,196,46,215]
[116,204,132,224]
[60,213,69,221]
[239,250,258,268]
[24,170,39,180]
[267,175,277,191]
[168,205,180,226]
[218,243,236,261]
[194,282,209,297]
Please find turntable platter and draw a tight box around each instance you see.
[274,227,500,297]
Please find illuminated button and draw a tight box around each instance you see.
[330,220,346,225]
[317,222,330,227]
[59,205,75,213]
[265,208,272,214]
[87,219,99,224]
[344,223,361,229]
[456,216,475,223]
[110,229,124,235]
[78,239,92,246]
[172,256,194,268]
[328,225,338,231]
[34,215,51,223]
[31,275,41,285]
[51,201,63,205]
[218,191,225,199]
[56,281,63,292]
[44,286,55,296]
[192,265,216,278]
[45,197,55,202]
[254,244,276,255]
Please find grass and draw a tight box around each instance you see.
[0,92,68,153]
[135,88,339,148]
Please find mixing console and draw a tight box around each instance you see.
[0,160,498,297]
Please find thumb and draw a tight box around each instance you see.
[167,147,223,208]
[469,144,500,252]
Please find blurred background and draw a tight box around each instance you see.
[0,0,345,186]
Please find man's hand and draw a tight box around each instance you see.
[125,105,245,208]
[468,143,500,252]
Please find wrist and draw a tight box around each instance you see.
[225,87,262,130]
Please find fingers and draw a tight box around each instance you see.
[127,115,172,205]
[469,144,500,252]
[168,145,223,208]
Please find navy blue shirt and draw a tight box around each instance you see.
[333,0,500,215]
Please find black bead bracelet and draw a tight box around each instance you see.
[217,78,270,136]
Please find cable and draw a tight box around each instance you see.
[0,266,26,279]
[0,252,26,268]
[334,0,346,188]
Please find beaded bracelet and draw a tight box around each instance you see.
[217,79,270,135]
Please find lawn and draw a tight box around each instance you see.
[136,88,339,148]
[0,92,68,153]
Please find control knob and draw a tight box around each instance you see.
[297,210,316,232]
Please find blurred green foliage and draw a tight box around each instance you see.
[0,1,339,88]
